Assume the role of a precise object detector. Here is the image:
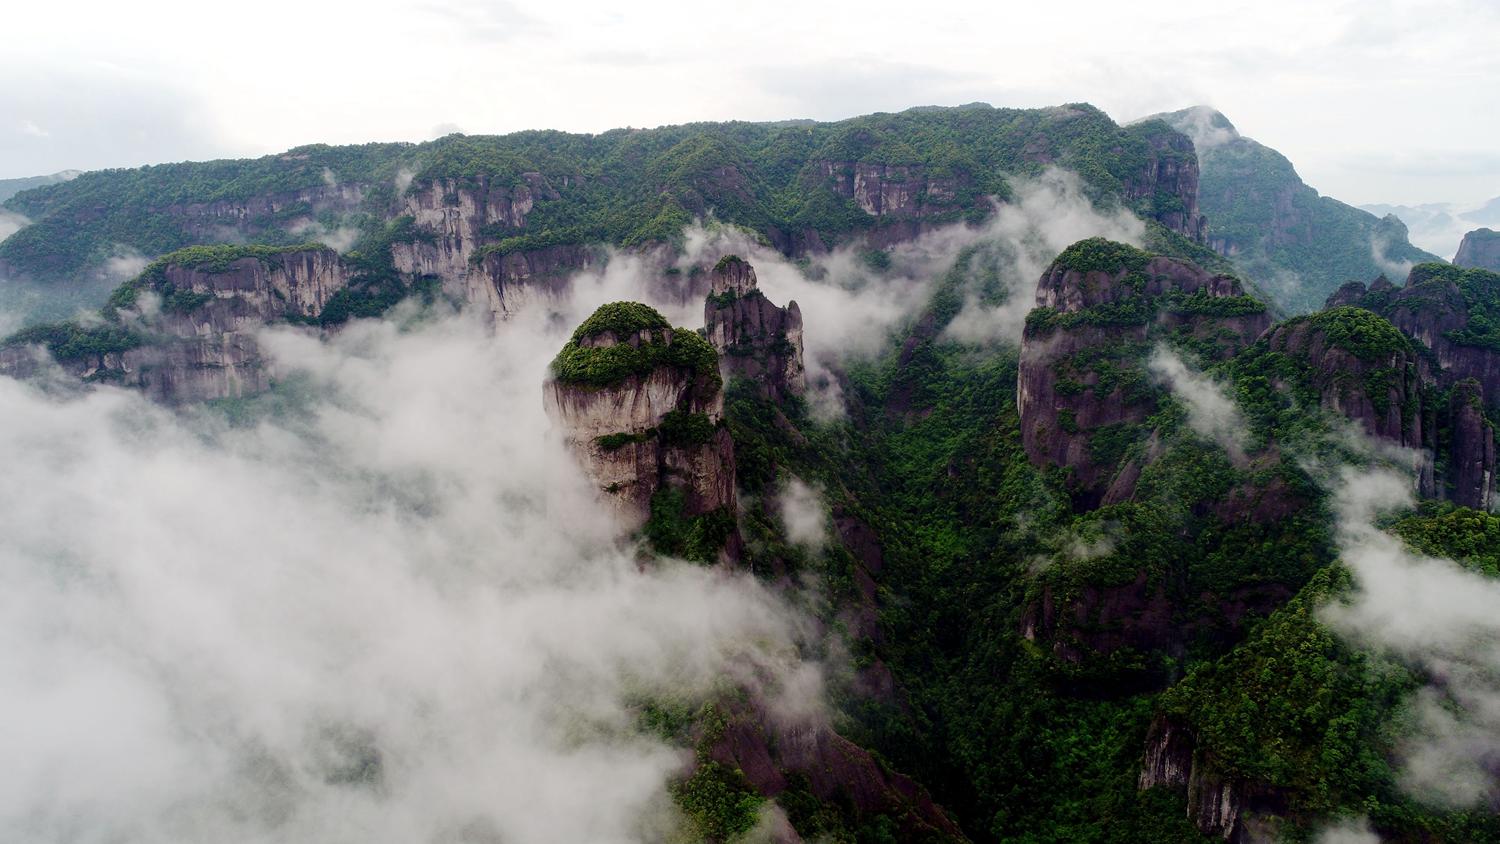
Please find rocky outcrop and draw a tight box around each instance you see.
[1121,121,1207,242]
[1138,716,1290,843]
[1262,310,1426,448]
[705,698,966,842]
[1455,228,1500,272]
[1322,267,1500,507]
[1018,239,1271,508]
[1447,379,1497,510]
[543,303,736,551]
[169,182,367,244]
[1150,106,1440,314]
[389,175,595,320]
[814,160,967,220]
[0,247,350,404]
[702,255,805,402]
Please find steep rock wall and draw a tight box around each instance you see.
[702,255,805,402]
[1,248,350,404]
[1448,379,1497,510]
[543,306,736,544]
[1455,228,1500,272]
[1018,245,1270,507]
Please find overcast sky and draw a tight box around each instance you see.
[2,0,1497,207]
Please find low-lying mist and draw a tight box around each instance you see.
[1152,354,1500,816]
[0,299,821,842]
[0,164,1176,840]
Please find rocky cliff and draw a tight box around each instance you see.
[4,104,1210,315]
[0,245,350,403]
[1138,715,1277,842]
[543,303,737,556]
[1447,378,1497,510]
[1324,264,1500,506]
[1151,107,1439,314]
[1455,227,1500,272]
[702,255,805,402]
[388,175,598,320]
[1262,308,1427,449]
[1018,238,1271,508]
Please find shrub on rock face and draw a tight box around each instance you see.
[1050,237,1152,275]
[550,302,722,391]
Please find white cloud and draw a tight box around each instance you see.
[1147,346,1249,461]
[0,306,823,841]
[1315,815,1382,844]
[1321,465,1500,807]
[778,477,828,552]
[0,210,28,243]
[941,168,1147,346]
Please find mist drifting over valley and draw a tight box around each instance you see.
[4,3,1500,840]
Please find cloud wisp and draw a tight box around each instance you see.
[1321,465,1500,808]
[778,477,829,553]
[939,168,1147,345]
[1147,346,1249,462]
[0,305,821,842]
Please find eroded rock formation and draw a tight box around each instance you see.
[1448,378,1497,510]
[703,697,966,842]
[1261,309,1427,449]
[389,176,599,319]
[543,303,737,555]
[1018,239,1271,508]
[0,246,350,403]
[1138,716,1290,842]
[702,255,805,402]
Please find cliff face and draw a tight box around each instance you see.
[0,247,350,404]
[814,160,967,220]
[1263,312,1426,449]
[1327,266,1500,506]
[389,177,599,321]
[1138,716,1261,842]
[1122,123,1207,242]
[1455,228,1500,272]
[171,182,367,244]
[1018,241,1270,508]
[702,256,805,402]
[1448,379,1497,510]
[543,304,736,551]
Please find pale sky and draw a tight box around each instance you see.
[3,0,1498,207]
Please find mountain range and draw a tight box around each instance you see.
[2,103,1498,843]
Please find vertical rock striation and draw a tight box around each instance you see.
[702,255,805,402]
[1448,378,1497,510]
[543,302,738,557]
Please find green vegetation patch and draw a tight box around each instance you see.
[1050,237,1152,275]
[645,486,735,563]
[1406,262,1500,352]
[1304,307,1411,361]
[552,304,720,390]
[3,321,145,362]
[657,408,716,446]
[713,254,748,273]
[568,301,671,342]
